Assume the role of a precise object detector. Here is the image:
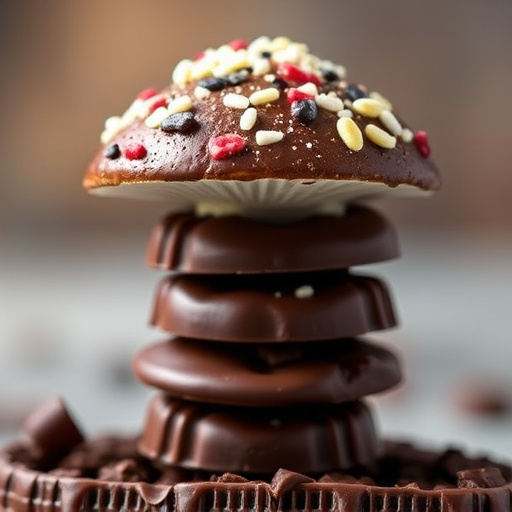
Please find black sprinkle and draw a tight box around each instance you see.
[291,99,318,125]
[160,112,199,134]
[345,84,367,102]
[322,69,339,82]
[105,144,121,159]
[272,77,289,90]
[225,70,249,86]
[260,51,272,59]
[197,77,228,91]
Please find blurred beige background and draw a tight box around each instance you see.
[1,1,512,455]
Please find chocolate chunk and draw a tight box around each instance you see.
[197,76,228,91]
[160,112,199,134]
[134,338,401,406]
[146,206,399,274]
[457,467,507,488]
[150,271,397,342]
[98,458,152,483]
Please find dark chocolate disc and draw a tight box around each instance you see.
[146,206,399,274]
[133,338,401,406]
[138,394,378,474]
[150,270,397,342]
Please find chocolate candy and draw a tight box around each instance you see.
[146,206,399,273]
[151,270,397,342]
[134,338,401,406]
[138,394,378,474]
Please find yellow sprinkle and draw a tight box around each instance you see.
[295,285,314,299]
[144,106,169,128]
[172,59,194,85]
[369,91,393,111]
[365,124,397,149]
[352,98,386,118]
[336,117,363,151]
[167,95,193,114]
[249,88,280,106]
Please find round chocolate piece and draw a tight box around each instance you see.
[138,394,378,474]
[134,337,401,406]
[146,206,399,274]
[150,270,397,342]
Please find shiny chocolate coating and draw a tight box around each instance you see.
[151,270,397,342]
[133,337,401,406]
[138,394,378,474]
[146,206,399,273]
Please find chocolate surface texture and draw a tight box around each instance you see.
[1,36,508,512]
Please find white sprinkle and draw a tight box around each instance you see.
[352,98,386,118]
[167,95,193,114]
[295,285,314,299]
[144,106,169,128]
[369,91,393,111]
[252,58,272,76]
[255,130,284,145]
[306,142,313,149]
[274,291,282,298]
[337,109,353,119]
[223,93,250,109]
[172,59,194,85]
[315,93,344,112]
[379,110,402,136]
[365,124,397,149]
[249,87,280,106]
[240,107,257,130]
[297,82,318,96]
[401,128,414,143]
[336,117,363,151]
[194,86,211,100]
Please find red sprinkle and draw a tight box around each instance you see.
[228,39,248,51]
[276,62,321,86]
[146,95,167,114]
[209,134,246,160]
[413,131,430,158]
[286,88,314,103]
[195,51,206,61]
[124,143,147,160]
[136,87,159,100]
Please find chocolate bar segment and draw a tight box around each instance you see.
[150,271,397,342]
[139,394,378,474]
[146,206,399,274]
[134,337,401,406]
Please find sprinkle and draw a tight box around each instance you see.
[209,134,246,160]
[322,69,339,82]
[225,70,250,86]
[240,107,257,130]
[145,95,168,115]
[369,91,393,111]
[297,82,319,96]
[315,93,344,112]
[379,110,402,136]
[352,98,386,118]
[413,130,431,157]
[105,144,120,159]
[255,130,284,145]
[172,59,194,84]
[291,100,318,125]
[276,62,320,86]
[167,95,193,114]
[136,87,159,100]
[228,39,248,51]
[337,109,353,118]
[194,86,211,100]
[365,124,397,149]
[252,58,272,76]
[344,84,367,102]
[286,88,313,103]
[160,112,199,134]
[197,77,228,91]
[223,93,250,109]
[401,128,414,143]
[295,285,314,299]
[145,106,170,128]
[124,143,147,160]
[249,87,280,106]
[336,117,363,151]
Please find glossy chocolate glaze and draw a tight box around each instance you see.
[146,205,399,273]
[83,75,440,196]
[150,270,397,342]
[138,394,378,474]
[133,337,401,406]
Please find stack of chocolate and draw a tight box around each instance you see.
[134,205,402,475]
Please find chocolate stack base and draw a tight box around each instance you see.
[1,433,512,512]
